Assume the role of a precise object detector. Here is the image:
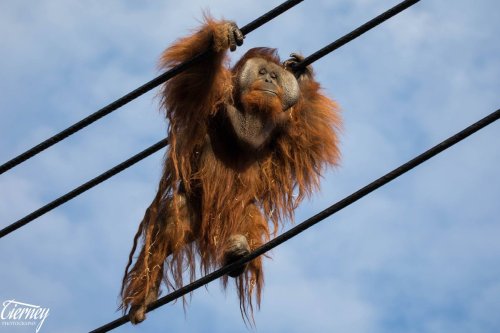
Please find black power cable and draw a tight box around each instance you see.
[0,139,168,238]
[89,108,500,333]
[298,0,420,69]
[0,0,304,175]
[0,0,422,239]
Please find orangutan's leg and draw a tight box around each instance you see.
[125,194,195,324]
[223,203,269,278]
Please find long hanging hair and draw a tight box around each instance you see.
[120,17,341,324]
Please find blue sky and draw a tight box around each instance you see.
[0,1,499,332]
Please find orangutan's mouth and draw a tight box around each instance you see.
[257,89,278,96]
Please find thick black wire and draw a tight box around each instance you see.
[90,108,500,333]
[0,0,422,240]
[0,0,304,176]
[0,139,168,238]
[298,0,421,69]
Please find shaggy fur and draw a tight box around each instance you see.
[120,16,341,324]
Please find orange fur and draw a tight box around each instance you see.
[120,16,341,324]
[240,80,284,123]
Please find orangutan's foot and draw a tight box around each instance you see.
[224,234,251,277]
[128,290,158,325]
[129,304,147,324]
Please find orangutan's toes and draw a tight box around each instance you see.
[224,234,250,277]
[129,304,147,325]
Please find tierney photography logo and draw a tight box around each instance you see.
[1,300,50,333]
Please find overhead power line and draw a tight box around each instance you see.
[90,108,500,333]
[0,0,304,175]
[0,0,422,239]
[0,139,168,238]
[298,0,420,69]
